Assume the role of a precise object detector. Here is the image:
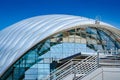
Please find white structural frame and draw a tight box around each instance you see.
[0,14,120,77]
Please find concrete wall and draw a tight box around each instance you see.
[82,67,120,80]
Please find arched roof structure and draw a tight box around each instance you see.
[0,14,120,76]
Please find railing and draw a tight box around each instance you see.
[43,50,120,80]
[50,59,82,75]
[44,59,82,80]
[73,55,98,80]
[44,55,98,80]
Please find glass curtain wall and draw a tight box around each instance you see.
[1,27,120,80]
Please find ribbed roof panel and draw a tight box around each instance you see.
[0,14,119,76]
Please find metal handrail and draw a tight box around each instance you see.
[57,55,98,80]
[44,55,98,80]
[44,59,81,80]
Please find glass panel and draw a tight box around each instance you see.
[2,27,120,80]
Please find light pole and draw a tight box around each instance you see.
[97,50,100,68]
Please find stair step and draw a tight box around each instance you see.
[44,55,98,80]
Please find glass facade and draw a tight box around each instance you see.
[1,27,120,80]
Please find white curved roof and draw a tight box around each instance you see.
[0,14,120,76]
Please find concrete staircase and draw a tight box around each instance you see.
[44,55,98,80]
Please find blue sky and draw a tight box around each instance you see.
[0,0,120,30]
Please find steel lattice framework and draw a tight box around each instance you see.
[0,14,120,77]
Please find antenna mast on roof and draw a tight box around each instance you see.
[95,16,101,24]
